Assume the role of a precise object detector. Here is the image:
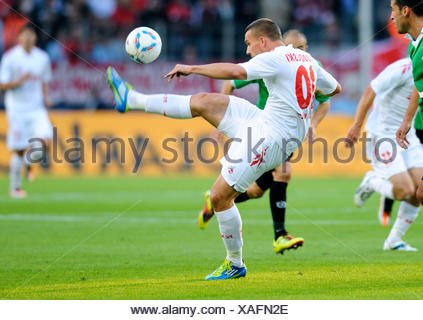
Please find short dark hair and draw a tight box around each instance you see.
[245,18,282,41]
[19,23,36,34]
[395,0,423,16]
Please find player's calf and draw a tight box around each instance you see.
[416,179,423,205]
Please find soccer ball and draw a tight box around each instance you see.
[125,27,162,64]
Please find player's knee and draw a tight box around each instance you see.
[394,185,415,201]
[210,189,225,210]
[416,187,423,205]
[190,92,211,115]
[273,170,291,183]
[247,188,264,199]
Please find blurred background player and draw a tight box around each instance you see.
[346,57,422,251]
[394,0,423,205]
[0,23,53,198]
[197,29,332,255]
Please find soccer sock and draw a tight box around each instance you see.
[9,153,23,190]
[234,192,250,203]
[383,198,394,214]
[270,181,288,240]
[387,201,419,243]
[369,177,394,199]
[128,91,193,119]
[214,205,243,267]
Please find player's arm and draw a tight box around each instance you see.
[221,80,235,95]
[344,85,375,148]
[396,86,419,149]
[308,100,330,140]
[0,73,30,91]
[42,82,53,108]
[165,63,247,82]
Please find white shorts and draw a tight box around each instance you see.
[218,96,295,192]
[366,130,423,179]
[7,109,53,151]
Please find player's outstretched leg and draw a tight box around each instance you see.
[106,66,229,128]
[9,152,26,199]
[378,196,394,227]
[354,171,394,207]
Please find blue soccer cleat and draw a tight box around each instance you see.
[205,259,247,280]
[106,66,132,113]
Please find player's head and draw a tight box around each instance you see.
[391,0,423,34]
[18,23,37,50]
[244,18,283,57]
[282,29,308,51]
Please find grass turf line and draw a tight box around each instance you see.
[0,176,422,299]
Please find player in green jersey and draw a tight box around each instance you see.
[198,30,331,254]
[392,0,423,204]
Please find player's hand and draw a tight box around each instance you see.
[44,96,53,108]
[164,64,192,82]
[345,122,361,148]
[210,128,225,145]
[305,126,316,143]
[396,120,411,149]
[16,73,31,86]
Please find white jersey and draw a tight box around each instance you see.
[0,45,52,114]
[239,45,338,144]
[365,58,413,137]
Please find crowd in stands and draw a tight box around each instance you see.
[0,0,392,63]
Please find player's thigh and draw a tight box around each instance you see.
[29,110,53,144]
[6,113,30,151]
[217,95,261,139]
[190,93,229,128]
[403,140,423,187]
[273,162,291,182]
[220,133,284,193]
[367,135,406,179]
[389,171,415,198]
[408,167,423,188]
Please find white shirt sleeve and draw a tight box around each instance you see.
[238,51,282,81]
[370,59,411,95]
[42,55,52,83]
[0,55,12,84]
[314,62,338,95]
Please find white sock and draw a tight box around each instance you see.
[128,91,192,119]
[215,205,243,267]
[369,177,394,199]
[387,201,419,243]
[9,153,23,190]
[128,90,147,110]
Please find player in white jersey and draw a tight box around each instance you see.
[345,58,423,251]
[0,24,53,198]
[106,18,341,279]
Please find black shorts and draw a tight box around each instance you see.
[416,129,423,145]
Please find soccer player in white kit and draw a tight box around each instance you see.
[0,24,53,198]
[107,18,341,279]
[346,58,423,251]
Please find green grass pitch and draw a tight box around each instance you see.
[0,176,422,299]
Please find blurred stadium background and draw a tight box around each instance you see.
[0,0,411,177]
